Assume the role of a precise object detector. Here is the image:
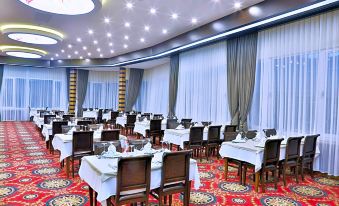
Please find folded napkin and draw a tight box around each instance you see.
[143,118,148,122]
[176,125,184,130]
[143,142,153,153]
[108,143,117,153]
[67,126,76,135]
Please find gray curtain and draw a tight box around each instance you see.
[168,54,179,117]
[76,69,89,117]
[227,33,258,130]
[0,64,4,121]
[125,68,144,112]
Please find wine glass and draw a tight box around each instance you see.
[129,144,135,153]
[101,142,108,157]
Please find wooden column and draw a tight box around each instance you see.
[118,67,126,112]
[68,69,77,114]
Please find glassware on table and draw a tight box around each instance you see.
[129,144,135,152]
[101,142,108,157]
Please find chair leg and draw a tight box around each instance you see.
[310,161,314,179]
[224,158,228,180]
[301,162,305,181]
[283,165,287,187]
[158,195,163,206]
[295,165,299,184]
[169,195,172,206]
[205,146,209,161]
[273,170,277,189]
[89,186,93,206]
[72,159,75,178]
[261,170,265,193]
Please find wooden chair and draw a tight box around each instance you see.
[245,130,257,139]
[151,150,192,206]
[205,125,222,160]
[97,109,103,123]
[77,120,92,126]
[180,118,192,125]
[101,129,120,141]
[185,126,204,161]
[141,113,151,120]
[300,134,319,180]
[125,114,136,135]
[107,155,153,206]
[201,121,212,127]
[44,114,56,124]
[83,117,96,123]
[71,131,94,178]
[263,128,277,137]
[110,111,119,127]
[146,119,163,145]
[244,138,283,192]
[223,131,238,142]
[128,139,151,150]
[50,121,68,154]
[153,114,164,120]
[225,125,237,132]
[62,114,74,121]
[279,136,303,186]
[166,119,179,129]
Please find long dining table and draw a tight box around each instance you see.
[219,137,320,192]
[52,130,127,178]
[78,150,201,205]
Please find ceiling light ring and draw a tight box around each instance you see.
[0,45,47,58]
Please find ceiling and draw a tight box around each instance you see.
[0,0,264,60]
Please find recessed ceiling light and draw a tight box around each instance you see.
[80,56,83,59]
[140,38,145,42]
[124,35,129,40]
[0,45,47,59]
[162,29,168,34]
[171,13,178,19]
[76,37,82,42]
[85,58,90,62]
[144,25,150,31]
[100,54,103,57]
[61,49,65,53]
[126,2,133,9]
[68,55,71,58]
[51,57,54,60]
[74,51,78,54]
[110,49,114,53]
[107,32,112,37]
[124,22,130,27]
[249,6,262,16]
[18,0,100,15]
[234,2,241,9]
[58,60,63,63]
[0,24,64,45]
[109,42,113,46]
[150,8,157,15]
[97,48,101,52]
[123,44,128,48]
[191,18,198,24]
[87,52,91,56]
[104,17,110,24]
[88,29,93,35]
[68,44,72,48]
[212,0,220,2]
[55,53,59,57]
[83,46,87,50]
[93,40,98,44]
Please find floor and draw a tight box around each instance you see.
[0,121,338,206]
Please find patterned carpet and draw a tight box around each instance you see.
[0,121,338,206]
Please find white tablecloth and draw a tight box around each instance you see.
[33,116,44,128]
[79,152,201,204]
[134,120,167,137]
[116,117,127,127]
[163,128,224,149]
[219,138,320,172]
[42,124,52,140]
[52,132,127,161]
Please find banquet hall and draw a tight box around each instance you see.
[0,0,338,205]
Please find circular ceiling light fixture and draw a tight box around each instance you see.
[0,45,47,59]
[0,24,64,45]
[18,0,103,15]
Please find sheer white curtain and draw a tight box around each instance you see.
[0,65,67,121]
[83,70,119,110]
[176,41,230,124]
[249,10,339,175]
[134,63,170,114]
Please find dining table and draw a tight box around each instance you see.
[133,119,167,137]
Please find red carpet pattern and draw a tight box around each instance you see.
[0,121,339,206]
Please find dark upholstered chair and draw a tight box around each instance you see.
[77,120,92,126]
[263,129,277,137]
[184,126,204,161]
[125,114,137,135]
[279,136,303,186]
[201,121,212,127]
[101,129,120,141]
[62,114,74,121]
[146,119,163,145]
[166,119,179,129]
[107,155,153,206]
[205,125,222,160]
[300,134,319,180]
[245,130,257,139]
[141,114,151,120]
[71,131,94,178]
[225,125,237,132]
[151,150,192,206]
[110,111,119,127]
[153,114,164,120]
[44,114,56,124]
[97,109,103,123]
[180,118,192,125]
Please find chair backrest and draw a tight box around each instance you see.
[141,114,151,120]
[83,117,96,123]
[189,126,204,145]
[129,139,150,150]
[77,120,92,126]
[180,118,192,124]
[89,108,93,111]
[101,129,120,141]
[54,110,64,116]
[161,150,191,189]
[97,109,103,118]
[52,121,68,136]
[116,155,153,200]
[62,114,74,121]
[166,119,179,129]
[302,134,319,159]
[44,114,56,124]
[285,136,303,161]
[61,125,74,134]
[263,128,277,137]
[150,119,162,131]
[39,110,49,117]
[111,111,119,120]
[127,114,137,125]
[201,121,212,127]
[225,125,237,132]
[183,122,193,129]
[245,130,257,139]
[223,132,238,142]
[83,108,88,111]
[153,114,163,120]
[207,125,222,143]
[263,138,283,166]
[72,131,94,154]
